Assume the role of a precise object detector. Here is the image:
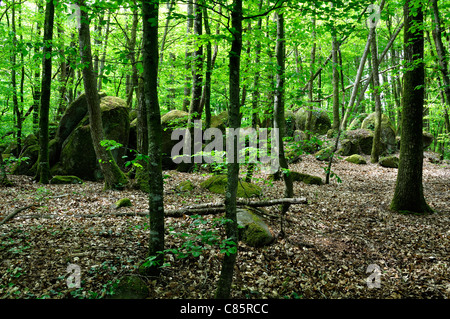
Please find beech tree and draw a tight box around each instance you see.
[35,0,55,184]
[77,0,128,190]
[141,0,165,276]
[390,0,432,214]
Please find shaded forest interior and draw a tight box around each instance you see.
[0,0,449,300]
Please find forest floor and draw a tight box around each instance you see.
[0,153,449,299]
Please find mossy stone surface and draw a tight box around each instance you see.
[200,175,262,198]
[345,154,367,164]
[115,198,132,208]
[237,208,273,247]
[50,175,83,184]
[176,180,194,192]
[290,171,323,185]
[379,155,399,168]
[294,108,331,135]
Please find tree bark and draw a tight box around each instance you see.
[369,16,382,163]
[431,0,450,133]
[183,0,194,111]
[77,0,128,191]
[331,28,340,130]
[36,0,55,184]
[202,5,212,129]
[142,0,165,276]
[273,10,293,237]
[390,0,432,215]
[215,0,242,300]
[305,17,316,140]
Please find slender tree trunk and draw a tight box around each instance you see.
[331,30,340,130]
[273,10,293,237]
[126,5,139,108]
[431,0,450,132]
[77,0,128,190]
[305,17,316,139]
[36,0,55,184]
[215,0,242,299]
[32,2,43,134]
[369,17,382,163]
[11,1,22,154]
[202,5,212,129]
[390,0,432,215]
[189,0,203,119]
[183,0,194,111]
[97,11,110,91]
[340,32,372,130]
[142,0,164,276]
[245,0,263,183]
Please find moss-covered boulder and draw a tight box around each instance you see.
[294,108,331,135]
[160,110,189,170]
[314,147,334,161]
[237,208,273,247]
[10,143,39,176]
[340,129,374,155]
[54,92,107,157]
[209,111,228,133]
[200,175,262,198]
[57,96,129,181]
[106,275,149,299]
[115,198,132,208]
[285,110,296,137]
[345,154,367,164]
[361,113,397,154]
[176,180,194,192]
[50,175,83,184]
[348,113,368,131]
[379,155,399,168]
[290,171,323,185]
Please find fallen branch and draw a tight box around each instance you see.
[0,205,38,226]
[17,197,308,220]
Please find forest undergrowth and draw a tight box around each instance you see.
[0,154,449,299]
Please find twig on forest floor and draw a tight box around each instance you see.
[0,204,39,226]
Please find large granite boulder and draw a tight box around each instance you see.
[55,96,130,181]
[294,108,331,135]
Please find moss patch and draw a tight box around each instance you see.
[290,171,323,185]
[200,175,262,198]
[115,198,132,208]
[176,180,194,192]
[345,154,367,165]
[379,156,399,168]
[50,175,83,184]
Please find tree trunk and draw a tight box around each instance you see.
[369,18,382,163]
[390,0,432,215]
[77,0,128,191]
[273,10,293,237]
[142,0,165,276]
[97,11,110,91]
[331,29,340,130]
[189,0,203,119]
[431,0,450,133]
[305,17,316,140]
[183,0,194,112]
[215,0,242,300]
[245,0,263,183]
[202,5,212,129]
[36,0,55,184]
[11,1,22,154]
[340,31,372,130]
[126,5,139,108]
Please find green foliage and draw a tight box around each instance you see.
[143,215,239,270]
